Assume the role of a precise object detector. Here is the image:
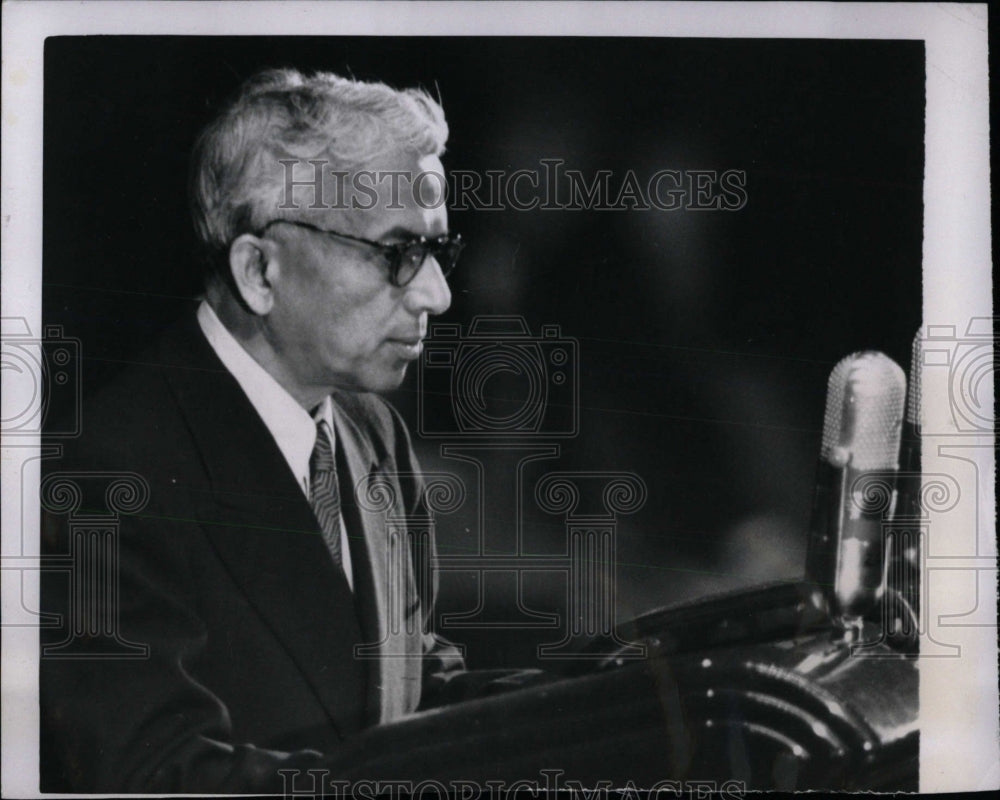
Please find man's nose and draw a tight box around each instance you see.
[403,255,452,316]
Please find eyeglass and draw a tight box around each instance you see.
[258,218,464,288]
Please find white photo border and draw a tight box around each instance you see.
[2,2,994,796]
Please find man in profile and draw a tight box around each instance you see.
[41,68,472,793]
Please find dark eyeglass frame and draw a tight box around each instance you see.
[257,218,464,288]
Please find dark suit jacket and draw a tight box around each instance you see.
[40,310,465,793]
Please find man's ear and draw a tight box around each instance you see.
[228,234,277,315]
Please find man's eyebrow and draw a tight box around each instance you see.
[376,224,447,242]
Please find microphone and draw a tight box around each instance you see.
[805,351,906,628]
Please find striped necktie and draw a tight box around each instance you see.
[309,418,343,567]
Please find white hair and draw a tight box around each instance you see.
[189,68,448,269]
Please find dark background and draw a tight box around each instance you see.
[44,36,924,668]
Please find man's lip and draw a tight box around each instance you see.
[387,338,424,360]
[388,337,424,346]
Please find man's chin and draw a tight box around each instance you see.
[354,364,410,395]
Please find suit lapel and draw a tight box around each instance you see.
[329,395,402,725]
[156,311,369,739]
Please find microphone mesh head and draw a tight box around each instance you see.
[821,357,852,464]
[906,327,923,428]
[820,351,906,470]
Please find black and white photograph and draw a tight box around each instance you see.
[1,2,995,796]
